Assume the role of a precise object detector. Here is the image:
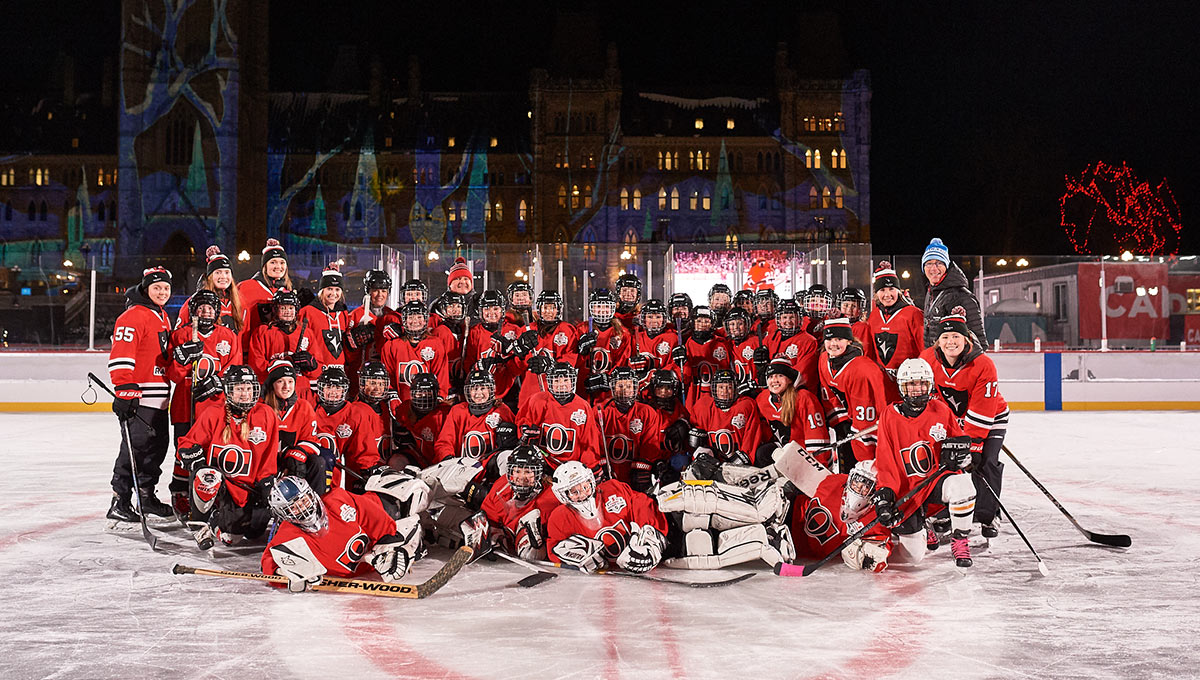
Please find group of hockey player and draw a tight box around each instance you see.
[105,235,1008,588]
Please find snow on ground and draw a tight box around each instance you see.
[1,411,1197,679]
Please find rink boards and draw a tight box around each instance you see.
[0,350,1197,412]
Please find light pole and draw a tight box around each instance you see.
[80,242,97,351]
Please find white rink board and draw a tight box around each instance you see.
[1,411,1197,679]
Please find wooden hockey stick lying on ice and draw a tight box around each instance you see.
[172,545,473,599]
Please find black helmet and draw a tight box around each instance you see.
[733,289,755,311]
[439,292,467,323]
[589,288,617,325]
[711,368,737,410]
[609,366,638,412]
[536,290,563,328]
[364,269,393,294]
[776,299,801,338]
[669,292,693,319]
[188,289,221,333]
[640,298,667,334]
[615,273,642,311]
[506,445,546,502]
[507,281,533,311]
[838,287,868,316]
[478,289,507,329]
[358,361,391,405]
[401,301,429,340]
[723,308,751,343]
[401,279,429,305]
[316,367,350,410]
[464,369,496,416]
[708,283,733,308]
[410,372,440,414]
[272,289,301,327]
[650,369,681,411]
[804,284,835,319]
[223,365,260,415]
[546,362,578,404]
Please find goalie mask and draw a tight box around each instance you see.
[841,460,878,523]
[188,289,221,334]
[401,301,429,341]
[589,288,617,326]
[552,461,598,520]
[506,445,546,502]
[268,476,328,534]
[222,365,260,416]
[711,368,737,410]
[546,362,578,405]
[409,372,440,415]
[401,279,429,306]
[896,358,935,416]
[610,366,637,413]
[316,367,350,411]
[640,298,667,335]
[465,369,496,416]
[358,361,391,405]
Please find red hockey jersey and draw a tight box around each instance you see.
[546,479,668,557]
[297,301,351,370]
[516,392,602,471]
[920,346,1009,439]
[108,292,172,410]
[767,331,820,392]
[166,323,241,424]
[247,322,319,400]
[819,347,898,462]
[381,334,451,401]
[261,487,398,578]
[271,397,321,460]
[393,404,451,468]
[597,401,666,483]
[179,402,279,506]
[314,401,383,487]
[873,399,965,514]
[755,389,831,459]
[681,336,733,404]
[433,401,516,463]
[791,473,887,560]
[482,480,561,550]
[237,274,286,354]
[869,303,925,371]
[688,394,768,464]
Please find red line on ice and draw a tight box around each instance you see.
[0,513,95,552]
[603,577,621,677]
[345,597,480,680]
[651,580,686,678]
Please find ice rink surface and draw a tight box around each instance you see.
[1,411,1197,680]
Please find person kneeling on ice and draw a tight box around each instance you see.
[481,445,561,560]
[262,476,424,592]
[871,358,978,567]
[546,462,668,574]
[177,365,281,549]
[654,452,796,570]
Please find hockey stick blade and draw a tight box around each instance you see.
[1002,445,1131,548]
[492,550,560,587]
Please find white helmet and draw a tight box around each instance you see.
[841,460,878,523]
[896,358,935,410]
[552,461,598,520]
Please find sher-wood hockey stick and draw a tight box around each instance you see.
[1002,444,1131,548]
[775,464,950,578]
[173,545,473,598]
[978,475,1049,576]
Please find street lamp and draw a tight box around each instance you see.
[237,250,251,262]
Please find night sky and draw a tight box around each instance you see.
[5,1,1198,256]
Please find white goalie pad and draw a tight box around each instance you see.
[719,463,780,491]
[419,457,484,500]
[270,537,327,591]
[365,470,431,516]
[841,537,891,572]
[892,532,929,565]
[665,524,789,570]
[552,534,606,573]
[423,502,477,550]
[657,479,785,527]
[772,441,831,497]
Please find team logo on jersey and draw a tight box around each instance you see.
[656,340,670,356]
[554,332,569,347]
[929,422,947,442]
[604,495,627,514]
[713,346,727,361]
[504,330,517,341]
[420,346,436,362]
[215,340,231,357]
[322,329,343,357]
[629,418,644,434]
[741,346,755,361]
[339,504,357,522]
[785,344,799,359]
[420,427,434,441]
[336,423,353,439]
[485,412,500,428]
[247,426,267,445]
[731,413,747,429]
[875,332,898,366]
[570,409,588,425]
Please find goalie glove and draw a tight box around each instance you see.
[369,516,422,582]
[616,523,665,574]
[270,537,327,593]
[841,537,890,573]
[552,534,607,573]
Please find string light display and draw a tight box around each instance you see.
[1059,161,1182,255]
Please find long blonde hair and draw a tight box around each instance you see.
[221,405,251,444]
[776,383,797,427]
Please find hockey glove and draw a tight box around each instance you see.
[585,373,609,395]
[520,424,542,445]
[513,330,539,358]
[689,449,723,482]
[752,345,770,368]
[768,420,790,445]
[295,287,315,307]
[687,427,710,450]
[841,537,890,573]
[663,419,691,453]
[576,331,597,356]
[382,322,405,341]
[194,375,222,402]
[617,524,666,574]
[514,509,545,559]
[111,384,141,421]
[553,534,607,573]
[256,302,274,325]
[940,436,973,471]
[628,352,652,373]
[670,345,687,367]
[290,350,318,375]
[281,448,309,478]
[526,354,552,375]
[736,378,756,398]
[629,459,654,492]
[346,323,376,351]
[172,340,204,366]
[493,421,518,450]
[178,444,205,473]
[871,487,903,529]
[369,518,422,582]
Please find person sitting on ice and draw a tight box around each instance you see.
[546,461,668,574]
[261,476,424,592]
[481,445,561,560]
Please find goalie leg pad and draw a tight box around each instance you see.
[420,457,484,499]
[189,466,222,517]
[657,480,776,525]
[665,524,767,569]
[680,513,712,532]
[424,503,476,549]
[271,537,328,592]
[366,469,431,517]
[892,532,929,565]
[939,473,977,535]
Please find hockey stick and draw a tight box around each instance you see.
[490,550,559,587]
[775,464,950,578]
[118,417,160,551]
[172,545,473,598]
[977,475,1049,576]
[87,373,157,436]
[536,559,756,588]
[1001,445,1131,548]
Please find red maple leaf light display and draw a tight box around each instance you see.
[1059,161,1182,255]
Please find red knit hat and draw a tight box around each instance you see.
[447,257,472,286]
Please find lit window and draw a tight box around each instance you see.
[633,188,642,210]
[72,138,79,149]
[831,149,839,168]
[448,205,456,222]
[704,152,710,170]
[557,185,567,208]
[688,151,696,170]
[485,203,493,221]
[490,137,498,148]
[694,118,704,130]
[571,184,580,210]
[701,188,711,211]
[835,186,844,209]
[583,185,592,208]
[809,187,819,209]
[518,200,528,222]
[670,187,679,211]
[814,150,821,169]
[805,150,812,169]
[448,137,456,147]
[385,137,392,148]
[689,190,698,211]
[673,152,680,169]
[726,118,735,130]
[821,187,831,209]
[657,151,665,170]
[620,188,629,210]
[658,187,667,210]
